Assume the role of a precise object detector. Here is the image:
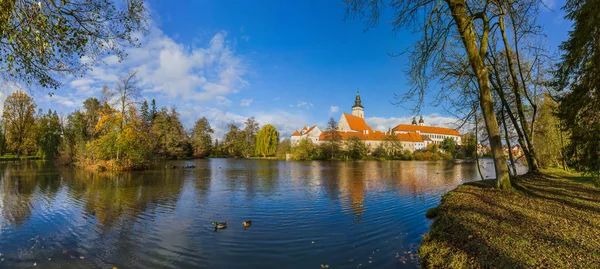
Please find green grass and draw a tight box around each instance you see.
[0,154,41,161]
[419,169,600,268]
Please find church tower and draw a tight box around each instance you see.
[419,116,425,126]
[352,91,364,118]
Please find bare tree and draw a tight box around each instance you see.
[346,0,513,188]
[114,70,142,129]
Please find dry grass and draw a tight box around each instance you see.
[419,169,600,268]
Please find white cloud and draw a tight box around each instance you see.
[240,98,253,107]
[216,96,232,106]
[329,106,339,113]
[296,101,314,109]
[55,26,247,108]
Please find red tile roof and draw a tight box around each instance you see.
[302,126,308,131]
[319,130,424,142]
[342,113,372,132]
[291,130,301,136]
[393,124,460,136]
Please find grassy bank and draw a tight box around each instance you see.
[0,155,41,161]
[419,169,600,268]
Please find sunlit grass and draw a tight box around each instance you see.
[419,169,600,268]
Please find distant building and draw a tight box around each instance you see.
[290,92,461,152]
[291,125,322,145]
[393,115,461,145]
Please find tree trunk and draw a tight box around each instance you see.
[475,114,485,181]
[498,13,540,173]
[501,107,518,176]
[448,0,511,189]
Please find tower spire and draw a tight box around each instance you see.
[351,91,364,118]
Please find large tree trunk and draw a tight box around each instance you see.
[448,0,511,189]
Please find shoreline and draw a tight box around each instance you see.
[418,169,600,268]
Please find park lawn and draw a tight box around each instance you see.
[419,169,600,268]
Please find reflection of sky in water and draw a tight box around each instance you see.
[0,159,526,268]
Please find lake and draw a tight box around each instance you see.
[0,159,520,268]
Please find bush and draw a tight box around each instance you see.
[425,207,440,219]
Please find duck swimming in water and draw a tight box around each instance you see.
[242,220,252,227]
[212,222,227,229]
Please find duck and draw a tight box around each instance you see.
[212,222,227,229]
[242,220,252,227]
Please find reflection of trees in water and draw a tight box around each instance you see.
[0,161,64,226]
[59,167,185,230]
[193,168,212,202]
[255,160,278,195]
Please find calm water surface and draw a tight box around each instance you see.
[0,159,518,268]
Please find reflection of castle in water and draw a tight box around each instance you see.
[286,160,477,221]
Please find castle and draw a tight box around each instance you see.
[291,92,461,152]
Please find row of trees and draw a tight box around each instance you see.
[0,72,281,170]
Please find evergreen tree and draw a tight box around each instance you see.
[556,0,600,175]
[150,99,158,121]
[140,100,150,127]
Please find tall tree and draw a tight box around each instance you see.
[345,0,519,188]
[255,124,280,157]
[37,110,61,159]
[223,123,245,157]
[114,70,142,130]
[0,0,147,89]
[0,123,6,155]
[534,94,566,169]
[140,100,150,127]
[556,0,600,176]
[324,117,341,160]
[82,97,101,138]
[150,99,158,121]
[2,91,36,158]
[191,117,214,157]
[243,117,260,157]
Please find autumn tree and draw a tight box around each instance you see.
[255,124,279,157]
[276,138,291,159]
[2,91,36,158]
[0,0,147,89]
[191,117,214,157]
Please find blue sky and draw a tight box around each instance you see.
[14,0,570,138]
